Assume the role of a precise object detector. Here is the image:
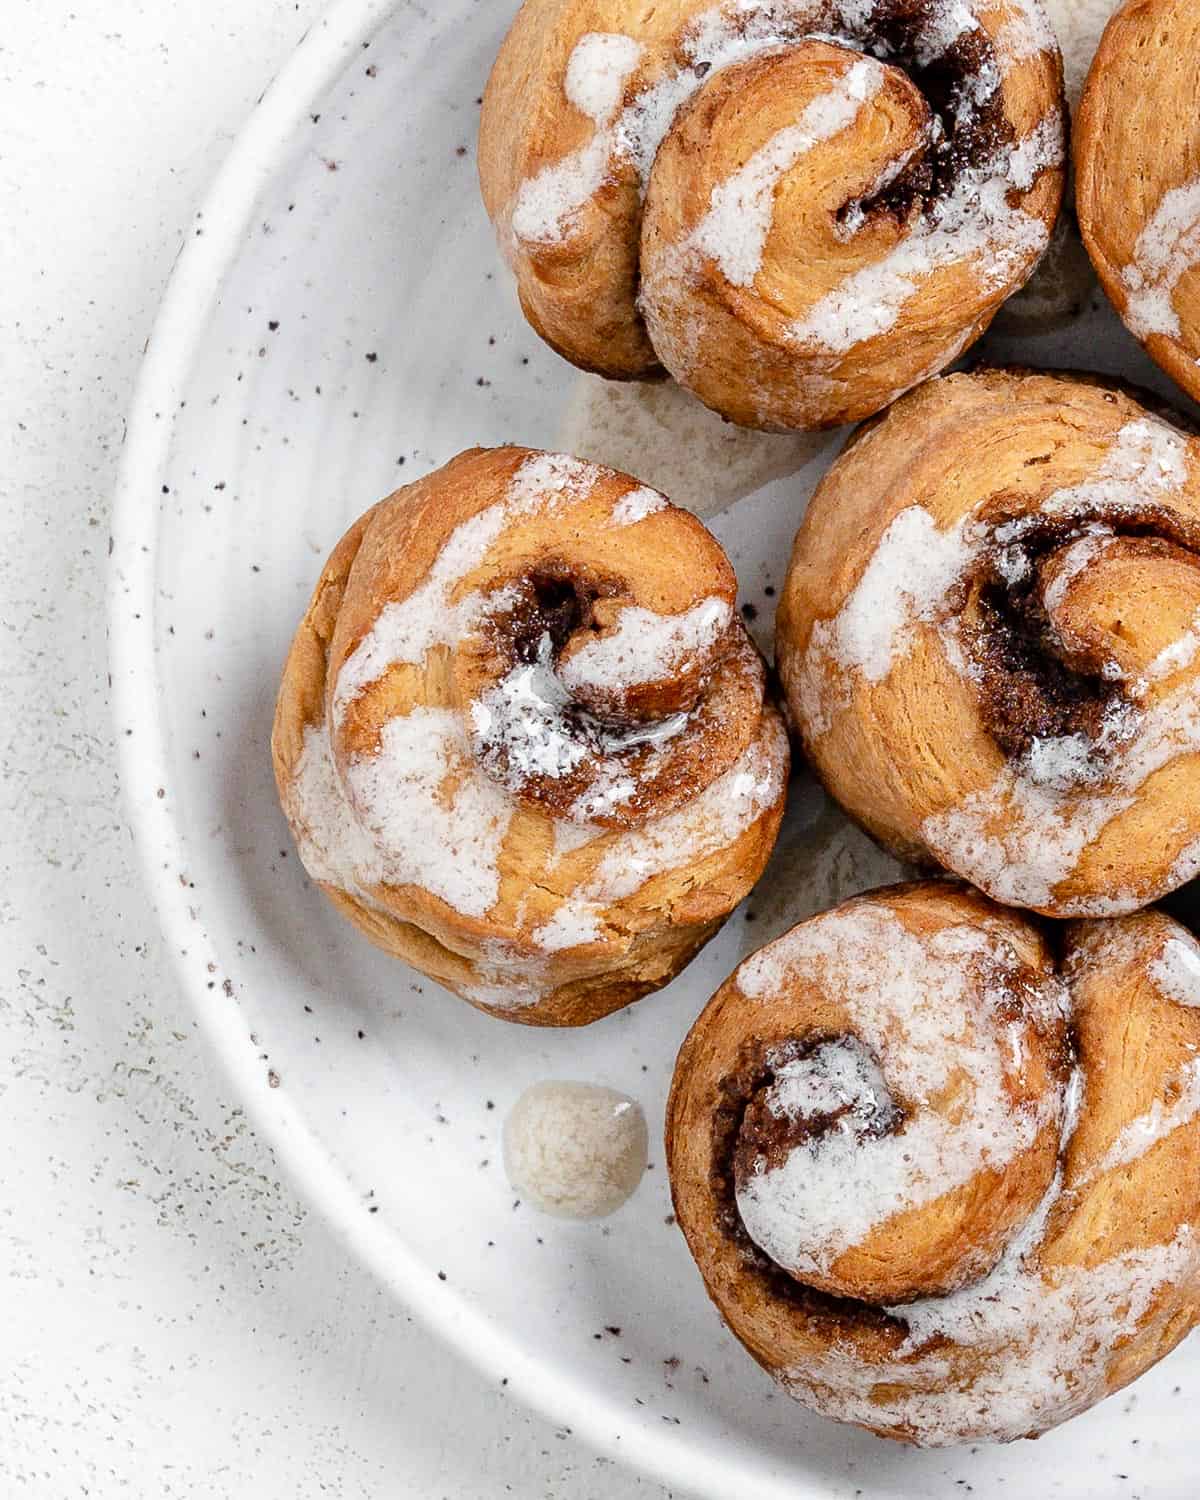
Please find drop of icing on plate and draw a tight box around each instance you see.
[503,1081,648,1219]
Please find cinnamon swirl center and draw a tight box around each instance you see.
[962,501,1200,781]
[460,564,754,826]
[706,899,1071,1305]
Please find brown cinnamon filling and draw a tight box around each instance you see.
[966,576,1123,761]
[815,1,1011,229]
[706,1036,901,1330]
[732,1035,902,1178]
[495,563,625,666]
[688,1,1014,240]
[469,560,753,824]
[964,505,1200,763]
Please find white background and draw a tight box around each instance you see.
[1,3,674,1493]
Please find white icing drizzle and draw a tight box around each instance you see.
[734,905,1063,1275]
[994,1,1057,66]
[921,684,1200,912]
[531,904,605,953]
[689,57,886,286]
[610,484,667,525]
[345,707,512,919]
[1120,175,1200,342]
[901,0,979,60]
[785,1226,1199,1446]
[570,762,638,822]
[462,940,552,1011]
[763,1036,892,1122]
[1139,606,1200,691]
[551,817,601,859]
[459,975,544,1010]
[1152,934,1200,1009]
[470,637,593,785]
[1021,732,1100,791]
[1042,416,1190,515]
[288,720,385,892]
[565,31,644,121]
[504,449,607,515]
[785,112,1062,355]
[470,631,692,792]
[1020,698,1135,793]
[559,597,732,697]
[288,722,543,1006]
[1040,524,1115,613]
[798,503,979,736]
[813,505,977,683]
[1088,1059,1200,1182]
[510,34,644,246]
[333,506,511,723]
[1167,837,1200,892]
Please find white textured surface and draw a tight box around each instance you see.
[0,4,668,1495]
[12,0,1200,1496]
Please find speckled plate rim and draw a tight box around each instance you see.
[105,3,828,1496]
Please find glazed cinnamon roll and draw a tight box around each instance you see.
[667,881,1200,1445]
[1076,0,1200,408]
[777,369,1200,918]
[272,447,788,1026]
[479,0,1066,430]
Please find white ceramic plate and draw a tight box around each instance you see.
[110,2,1200,1495]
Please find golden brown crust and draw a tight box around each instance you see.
[1076,0,1200,408]
[478,0,661,378]
[776,368,1200,917]
[273,445,788,1026]
[479,0,1066,429]
[666,881,1200,1445]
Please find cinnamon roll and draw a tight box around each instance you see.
[272,446,788,1026]
[478,0,1066,431]
[667,880,1200,1445]
[1076,0,1200,408]
[777,369,1200,918]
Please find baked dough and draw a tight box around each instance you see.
[480,0,1066,430]
[273,446,788,1024]
[777,369,1200,917]
[667,881,1200,1444]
